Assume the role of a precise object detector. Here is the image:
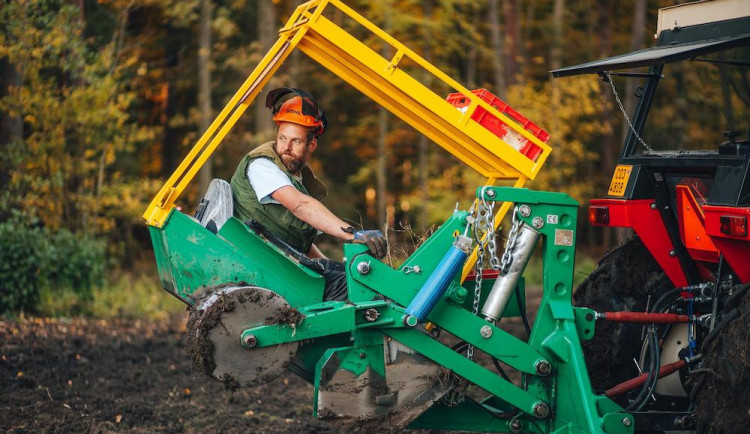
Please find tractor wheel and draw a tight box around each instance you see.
[694,283,750,433]
[573,237,671,393]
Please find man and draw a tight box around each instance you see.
[230,88,387,301]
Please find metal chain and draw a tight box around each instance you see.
[604,71,654,152]
[468,196,494,361]
[499,206,521,274]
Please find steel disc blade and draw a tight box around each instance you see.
[187,286,300,389]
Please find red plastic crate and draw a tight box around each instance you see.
[446,89,549,162]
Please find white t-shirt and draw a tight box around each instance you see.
[246,158,298,204]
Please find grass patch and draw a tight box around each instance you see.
[39,268,186,319]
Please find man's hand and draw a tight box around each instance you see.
[343,227,387,259]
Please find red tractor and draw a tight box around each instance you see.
[554,1,749,431]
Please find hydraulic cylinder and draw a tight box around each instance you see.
[481,224,540,321]
[405,235,473,322]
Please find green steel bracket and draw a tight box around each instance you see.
[240,300,412,348]
[476,187,579,207]
[387,329,548,419]
[408,397,546,432]
[573,307,596,341]
[349,252,549,376]
[475,187,632,433]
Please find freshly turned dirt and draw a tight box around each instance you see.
[0,295,540,433]
[0,315,333,433]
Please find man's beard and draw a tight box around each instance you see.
[281,154,306,174]
[275,142,312,175]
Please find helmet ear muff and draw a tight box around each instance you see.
[316,110,328,137]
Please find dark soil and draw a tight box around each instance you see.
[0,292,541,433]
[0,314,334,433]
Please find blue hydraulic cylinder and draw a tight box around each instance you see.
[405,235,473,322]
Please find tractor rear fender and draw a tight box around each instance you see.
[589,198,689,288]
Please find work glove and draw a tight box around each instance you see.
[343,227,387,259]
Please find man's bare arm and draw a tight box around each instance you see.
[272,186,355,241]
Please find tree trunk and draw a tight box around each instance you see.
[550,0,565,72]
[418,0,432,230]
[519,0,537,83]
[255,0,277,143]
[198,0,213,197]
[502,0,518,87]
[489,0,506,98]
[0,60,23,206]
[465,3,479,89]
[377,2,392,230]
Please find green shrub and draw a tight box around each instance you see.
[0,221,49,314]
[0,220,106,315]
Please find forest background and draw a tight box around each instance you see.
[0,0,690,316]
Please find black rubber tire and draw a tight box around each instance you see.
[573,237,672,393]
[694,283,750,434]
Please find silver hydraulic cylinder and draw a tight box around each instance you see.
[481,224,540,322]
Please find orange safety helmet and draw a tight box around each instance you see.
[265,87,328,137]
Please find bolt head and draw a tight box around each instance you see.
[535,360,551,376]
[363,308,380,322]
[413,265,421,273]
[480,325,493,338]
[509,419,522,431]
[519,204,532,217]
[486,189,496,198]
[622,417,632,427]
[669,250,677,257]
[532,216,544,229]
[403,315,418,327]
[357,261,371,275]
[533,402,549,418]
[650,202,657,209]
[243,334,257,348]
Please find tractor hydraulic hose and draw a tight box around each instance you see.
[629,327,661,411]
[606,354,701,398]
[596,311,691,323]
[609,355,684,399]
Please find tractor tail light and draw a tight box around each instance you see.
[589,206,610,225]
[720,215,748,237]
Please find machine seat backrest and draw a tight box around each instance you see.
[194,179,233,233]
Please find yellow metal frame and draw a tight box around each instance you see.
[142,0,552,275]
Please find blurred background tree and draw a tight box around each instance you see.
[0,0,691,315]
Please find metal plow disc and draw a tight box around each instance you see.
[186,286,300,389]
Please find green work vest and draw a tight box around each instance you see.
[230,142,327,254]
